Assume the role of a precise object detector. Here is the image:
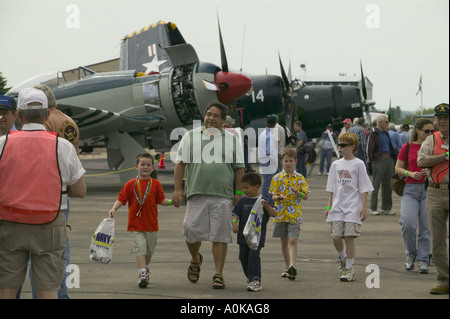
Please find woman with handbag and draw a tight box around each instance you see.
[395,119,434,273]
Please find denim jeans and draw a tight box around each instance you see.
[319,148,333,173]
[399,183,430,262]
[262,173,275,205]
[296,152,307,177]
[239,244,262,281]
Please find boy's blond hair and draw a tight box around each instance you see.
[338,132,358,154]
[281,147,297,160]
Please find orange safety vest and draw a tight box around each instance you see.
[0,130,63,224]
[431,131,449,184]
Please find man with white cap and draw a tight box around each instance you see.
[0,88,86,299]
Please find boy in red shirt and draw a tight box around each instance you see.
[109,153,172,287]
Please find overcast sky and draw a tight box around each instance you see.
[0,0,448,113]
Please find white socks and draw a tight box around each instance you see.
[338,251,354,269]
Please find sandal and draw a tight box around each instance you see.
[212,273,225,289]
[187,253,203,283]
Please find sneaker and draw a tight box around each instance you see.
[405,255,415,271]
[340,268,356,282]
[247,278,262,292]
[281,267,289,278]
[418,261,429,274]
[430,284,449,295]
[317,172,322,176]
[325,172,329,175]
[287,265,297,280]
[381,209,396,215]
[339,257,347,275]
[429,254,434,266]
[369,209,380,215]
[138,269,150,288]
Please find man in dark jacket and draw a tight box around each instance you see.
[366,114,396,215]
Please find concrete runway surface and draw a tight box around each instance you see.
[18,148,448,304]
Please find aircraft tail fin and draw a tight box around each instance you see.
[120,21,186,73]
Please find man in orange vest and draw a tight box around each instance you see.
[418,103,449,295]
[0,88,86,299]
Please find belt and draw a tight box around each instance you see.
[428,182,449,190]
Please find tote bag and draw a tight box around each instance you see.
[89,218,115,264]
[243,195,264,250]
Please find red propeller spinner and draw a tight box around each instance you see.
[214,71,252,105]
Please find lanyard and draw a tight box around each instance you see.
[134,177,152,218]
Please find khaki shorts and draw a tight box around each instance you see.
[272,222,301,239]
[183,195,233,244]
[130,231,157,257]
[330,221,361,237]
[0,212,67,291]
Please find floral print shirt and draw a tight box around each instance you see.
[269,170,309,224]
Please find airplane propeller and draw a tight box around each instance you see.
[279,53,296,131]
[360,60,375,122]
[202,17,252,106]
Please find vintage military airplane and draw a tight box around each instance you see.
[235,58,374,139]
[7,21,252,182]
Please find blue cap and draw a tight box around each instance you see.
[434,103,449,116]
[0,95,17,111]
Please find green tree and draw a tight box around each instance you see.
[0,72,11,94]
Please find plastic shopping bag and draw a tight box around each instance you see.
[243,195,264,250]
[89,218,115,264]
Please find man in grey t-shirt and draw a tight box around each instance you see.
[173,102,245,289]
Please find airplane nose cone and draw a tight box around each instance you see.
[214,71,252,105]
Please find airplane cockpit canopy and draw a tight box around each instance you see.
[7,71,58,96]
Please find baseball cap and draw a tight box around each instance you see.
[342,118,352,124]
[0,95,17,111]
[266,116,277,126]
[434,103,449,116]
[267,114,279,121]
[18,88,48,110]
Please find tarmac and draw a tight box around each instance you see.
[18,147,448,304]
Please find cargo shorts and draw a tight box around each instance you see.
[0,212,67,291]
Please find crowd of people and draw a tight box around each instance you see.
[0,86,448,297]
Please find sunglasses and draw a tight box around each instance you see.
[421,129,434,134]
[337,143,350,148]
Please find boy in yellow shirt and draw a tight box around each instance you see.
[269,148,309,280]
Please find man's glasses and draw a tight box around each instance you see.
[421,129,434,134]
[337,143,350,148]
[205,112,221,119]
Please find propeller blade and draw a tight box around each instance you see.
[202,79,219,91]
[360,60,367,101]
[360,60,373,123]
[217,17,228,72]
[278,53,290,91]
[278,52,295,131]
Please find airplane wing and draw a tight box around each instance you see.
[58,103,164,141]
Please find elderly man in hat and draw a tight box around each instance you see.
[339,118,352,137]
[0,88,86,299]
[0,95,18,136]
[418,103,449,295]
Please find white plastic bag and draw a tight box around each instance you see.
[89,218,115,264]
[243,195,264,250]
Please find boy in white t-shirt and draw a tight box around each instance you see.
[325,133,374,282]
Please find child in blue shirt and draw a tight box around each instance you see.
[232,172,277,291]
